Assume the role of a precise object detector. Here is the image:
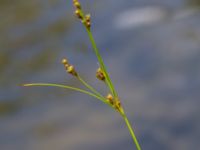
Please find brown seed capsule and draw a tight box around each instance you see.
[85,14,91,22]
[85,14,91,29]
[62,58,68,65]
[75,9,83,20]
[86,22,91,29]
[64,64,69,69]
[96,68,105,81]
[67,65,77,76]
[74,1,81,9]
[73,0,78,4]
[106,93,113,100]
[106,93,114,105]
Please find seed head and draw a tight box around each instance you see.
[73,0,79,5]
[85,14,91,29]
[106,93,114,105]
[62,58,78,77]
[62,58,68,65]
[85,14,91,22]
[106,93,113,100]
[86,22,91,29]
[64,64,69,69]
[74,1,81,9]
[75,9,83,20]
[96,68,105,81]
[67,65,78,76]
[114,98,123,113]
[62,58,70,69]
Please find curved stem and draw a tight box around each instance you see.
[77,75,105,99]
[23,83,107,103]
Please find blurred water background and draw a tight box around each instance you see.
[0,0,200,149]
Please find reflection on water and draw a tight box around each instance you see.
[0,0,200,150]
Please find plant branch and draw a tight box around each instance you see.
[23,83,107,103]
[85,27,118,98]
[77,75,105,99]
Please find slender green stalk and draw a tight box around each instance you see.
[23,83,116,111]
[77,5,142,149]
[77,7,117,97]
[77,75,104,99]
[84,26,142,148]
[85,26,142,150]
[23,83,106,103]
[122,113,141,150]
[85,28,117,98]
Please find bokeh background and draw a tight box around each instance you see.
[0,0,200,149]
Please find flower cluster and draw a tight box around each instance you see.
[73,0,91,29]
[61,57,122,113]
[106,94,122,112]
[96,67,105,81]
[62,58,78,77]
[62,0,124,113]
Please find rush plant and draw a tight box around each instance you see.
[24,1,141,149]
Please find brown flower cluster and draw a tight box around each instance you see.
[73,0,91,29]
[62,58,78,77]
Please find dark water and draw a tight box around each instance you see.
[0,0,200,150]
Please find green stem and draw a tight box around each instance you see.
[74,4,141,149]
[77,75,104,99]
[24,82,116,112]
[122,113,141,150]
[85,28,117,98]
[83,15,141,150]
[78,7,117,97]
[23,83,106,103]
